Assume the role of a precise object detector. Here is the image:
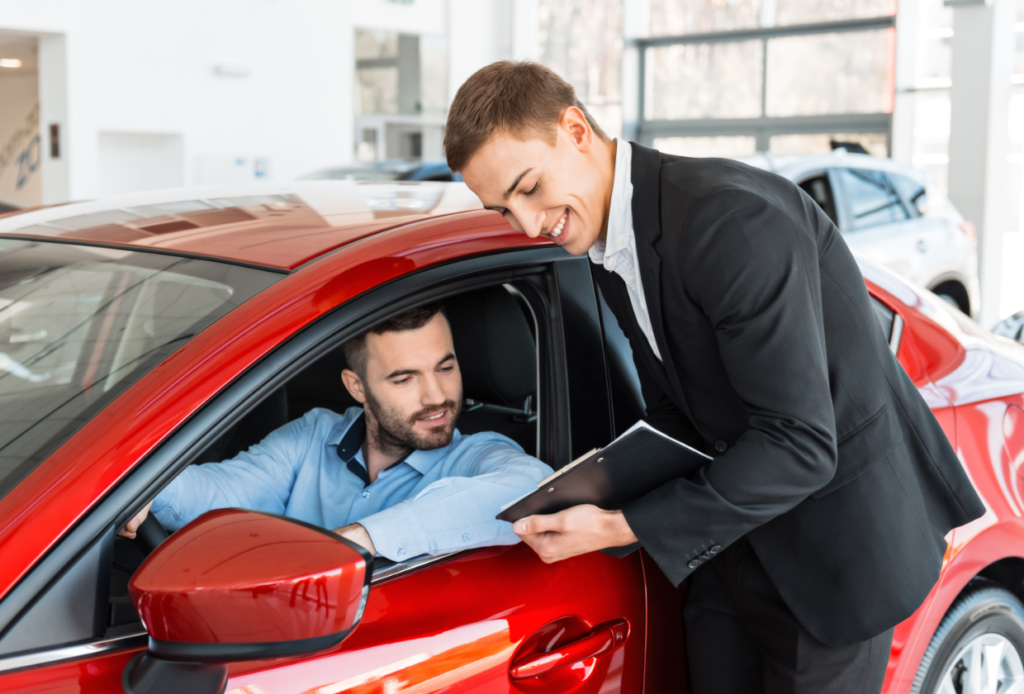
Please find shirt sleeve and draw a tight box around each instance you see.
[151,411,318,531]
[357,437,553,562]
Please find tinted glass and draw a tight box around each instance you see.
[836,168,909,230]
[889,173,928,216]
[871,297,895,342]
[799,175,839,225]
[0,240,279,499]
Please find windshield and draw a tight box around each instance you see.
[0,239,280,499]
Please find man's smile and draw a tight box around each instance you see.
[547,208,570,246]
[416,408,450,428]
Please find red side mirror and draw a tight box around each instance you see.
[123,509,371,694]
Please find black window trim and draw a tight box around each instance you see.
[0,245,573,668]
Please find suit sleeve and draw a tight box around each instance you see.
[622,189,838,586]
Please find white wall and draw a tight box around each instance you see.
[0,0,533,202]
[0,72,41,207]
[0,0,358,200]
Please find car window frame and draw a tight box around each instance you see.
[795,169,840,228]
[0,245,574,671]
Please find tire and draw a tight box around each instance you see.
[911,582,1024,694]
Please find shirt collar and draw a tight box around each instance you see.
[327,409,460,477]
[589,138,634,265]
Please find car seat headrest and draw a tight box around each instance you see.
[444,286,536,407]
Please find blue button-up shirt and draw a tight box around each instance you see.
[152,407,552,562]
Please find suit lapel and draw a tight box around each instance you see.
[627,142,693,424]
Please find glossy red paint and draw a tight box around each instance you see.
[0,182,485,269]
[0,209,541,600]
[219,545,646,694]
[510,619,629,679]
[130,510,368,645]
[6,193,1024,692]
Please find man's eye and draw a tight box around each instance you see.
[439,365,454,373]
[393,377,411,385]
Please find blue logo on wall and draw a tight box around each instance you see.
[16,135,40,191]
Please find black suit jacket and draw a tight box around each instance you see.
[594,142,985,648]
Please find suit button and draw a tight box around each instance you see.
[715,440,728,453]
[688,559,701,569]
[709,545,722,555]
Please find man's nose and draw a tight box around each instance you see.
[516,206,547,239]
[421,375,447,405]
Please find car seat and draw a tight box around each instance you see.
[444,286,538,455]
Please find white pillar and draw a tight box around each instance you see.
[621,0,649,142]
[890,0,919,165]
[946,0,1016,328]
[37,33,69,205]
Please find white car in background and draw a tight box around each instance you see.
[743,152,979,317]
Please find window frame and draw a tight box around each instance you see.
[0,245,573,670]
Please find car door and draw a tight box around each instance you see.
[0,250,648,694]
[217,254,646,694]
[831,167,928,285]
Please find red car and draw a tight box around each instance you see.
[0,182,1021,694]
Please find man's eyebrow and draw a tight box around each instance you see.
[384,353,455,380]
[502,168,533,200]
[384,368,418,379]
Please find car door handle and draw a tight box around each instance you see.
[509,619,629,679]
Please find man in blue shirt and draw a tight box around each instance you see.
[119,303,552,562]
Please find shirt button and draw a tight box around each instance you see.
[462,533,471,542]
[627,275,636,284]
[715,440,728,453]
[362,490,370,498]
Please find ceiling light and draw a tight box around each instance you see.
[0,58,22,69]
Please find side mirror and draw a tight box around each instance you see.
[122,509,371,694]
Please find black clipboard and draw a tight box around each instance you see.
[497,420,713,523]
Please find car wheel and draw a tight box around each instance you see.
[911,582,1024,694]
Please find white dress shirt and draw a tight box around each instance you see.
[589,140,662,361]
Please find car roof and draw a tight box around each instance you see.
[0,181,484,270]
[740,152,927,184]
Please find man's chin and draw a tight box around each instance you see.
[412,427,457,451]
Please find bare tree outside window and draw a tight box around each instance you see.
[766,30,893,117]
[648,0,761,36]
[538,0,624,138]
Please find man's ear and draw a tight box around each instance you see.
[341,369,367,404]
[561,106,594,153]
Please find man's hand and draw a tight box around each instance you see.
[513,505,638,563]
[118,501,154,540]
[335,523,377,555]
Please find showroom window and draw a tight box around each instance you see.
[539,0,624,138]
[353,29,448,161]
[633,0,897,158]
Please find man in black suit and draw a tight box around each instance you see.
[445,62,985,693]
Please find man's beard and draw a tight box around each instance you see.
[363,386,462,457]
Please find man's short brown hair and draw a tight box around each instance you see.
[342,303,446,379]
[444,61,608,173]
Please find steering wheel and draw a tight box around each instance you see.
[134,513,169,554]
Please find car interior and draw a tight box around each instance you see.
[108,281,541,630]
